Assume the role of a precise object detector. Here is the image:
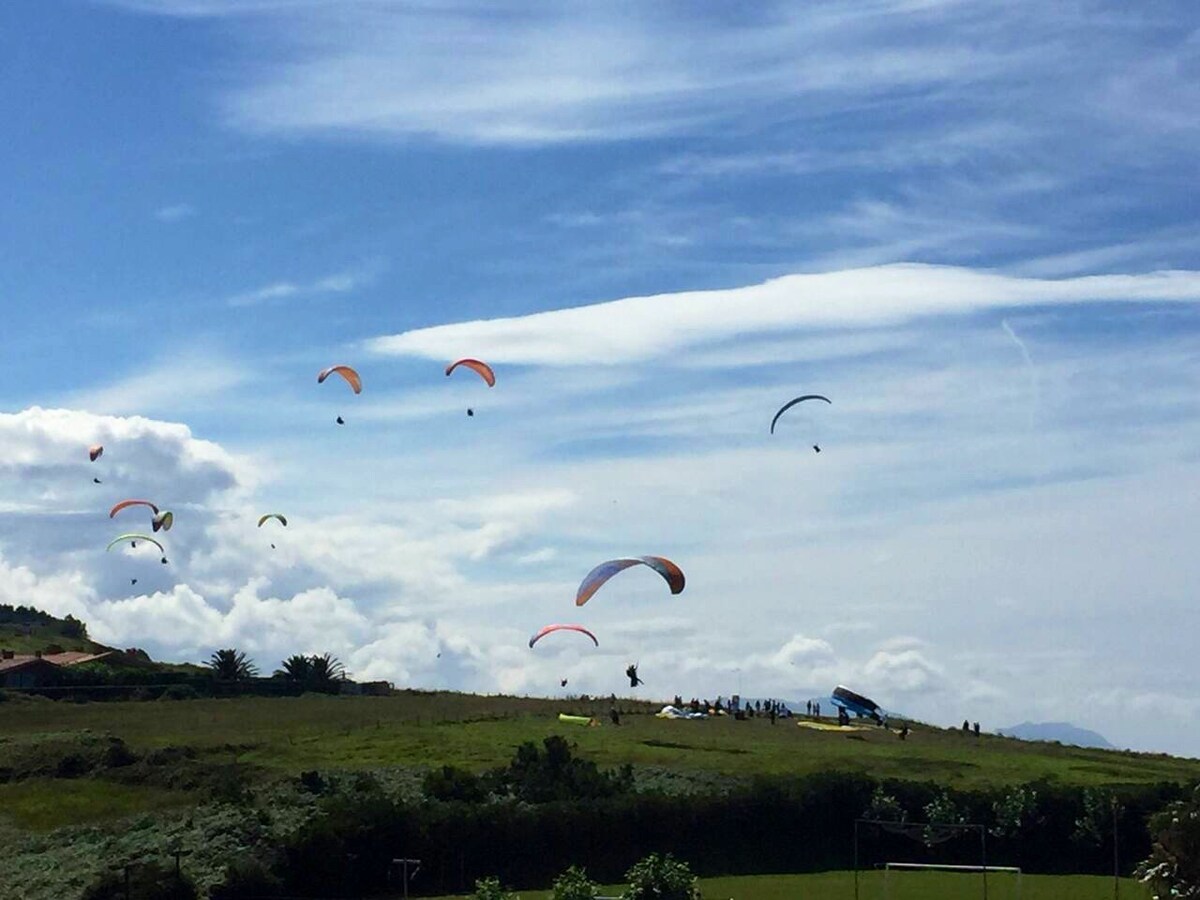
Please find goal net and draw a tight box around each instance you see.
[882,863,1021,900]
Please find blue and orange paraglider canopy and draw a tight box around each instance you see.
[575,556,685,607]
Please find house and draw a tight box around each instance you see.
[0,649,116,688]
[0,652,63,688]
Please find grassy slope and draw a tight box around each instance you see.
[0,621,112,655]
[427,871,1149,899]
[0,691,1195,789]
[0,779,191,831]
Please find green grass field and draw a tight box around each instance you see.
[1,691,1195,789]
[424,871,1149,900]
[0,778,192,831]
[0,690,1188,900]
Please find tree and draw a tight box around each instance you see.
[81,861,198,900]
[275,654,313,683]
[622,853,700,900]
[553,865,599,900]
[274,653,345,692]
[1138,785,1200,899]
[923,790,965,846]
[308,653,347,689]
[207,649,258,682]
[471,876,514,900]
[991,785,1040,839]
[865,785,907,823]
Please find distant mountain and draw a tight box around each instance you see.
[998,721,1114,749]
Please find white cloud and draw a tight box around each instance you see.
[226,266,375,307]
[862,647,946,694]
[368,264,1200,365]
[82,2,1066,146]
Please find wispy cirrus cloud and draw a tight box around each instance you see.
[225,264,379,307]
[367,264,1200,366]
[92,1,1198,151]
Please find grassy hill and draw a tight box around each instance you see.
[0,608,1195,899]
[0,690,1195,790]
[0,689,1194,899]
[0,604,113,656]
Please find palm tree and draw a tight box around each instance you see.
[207,648,259,682]
[308,653,347,691]
[275,654,313,683]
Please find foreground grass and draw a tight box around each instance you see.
[0,778,191,831]
[426,871,1149,899]
[0,691,1195,789]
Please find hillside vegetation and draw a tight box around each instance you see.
[0,604,111,655]
[0,691,1195,789]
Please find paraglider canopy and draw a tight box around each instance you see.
[151,510,174,532]
[445,358,495,387]
[769,394,831,435]
[576,556,685,607]
[257,513,288,528]
[317,365,363,394]
[528,623,599,649]
[110,499,159,519]
[89,445,104,462]
[106,533,165,555]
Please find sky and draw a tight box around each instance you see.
[2,1,1199,755]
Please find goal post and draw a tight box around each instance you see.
[854,819,1008,900]
[883,863,1022,900]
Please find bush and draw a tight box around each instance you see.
[80,861,198,900]
[160,684,201,701]
[622,853,700,900]
[471,875,514,900]
[553,865,599,900]
[209,856,284,899]
[298,770,327,794]
[1138,785,1200,899]
[424,765,488,803]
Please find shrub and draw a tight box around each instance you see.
[424,765,488,803]
[1138,785,1200,899]
[160,684,200,701]
[471,875,514,900]
[80,861,198,900]
[298,770,327,794]
[209,856,284,899]
[865,785,906,823]
[622,853,700,900]
[553,865,599,900]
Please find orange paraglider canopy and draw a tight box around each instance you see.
[445,358,495,387]
[110,499,159,519]
[317,365,363,394]
[89,445,104,462]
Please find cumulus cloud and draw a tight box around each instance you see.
[368,265,1200,366]
[0,407,247,511]
[862,647,946,694]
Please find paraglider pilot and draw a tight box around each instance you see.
[625,663,643,688]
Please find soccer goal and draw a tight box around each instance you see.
[882,862,1022,900]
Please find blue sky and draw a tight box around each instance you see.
[2,1,1200,754]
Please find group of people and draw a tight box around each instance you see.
[663,694,795,724]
